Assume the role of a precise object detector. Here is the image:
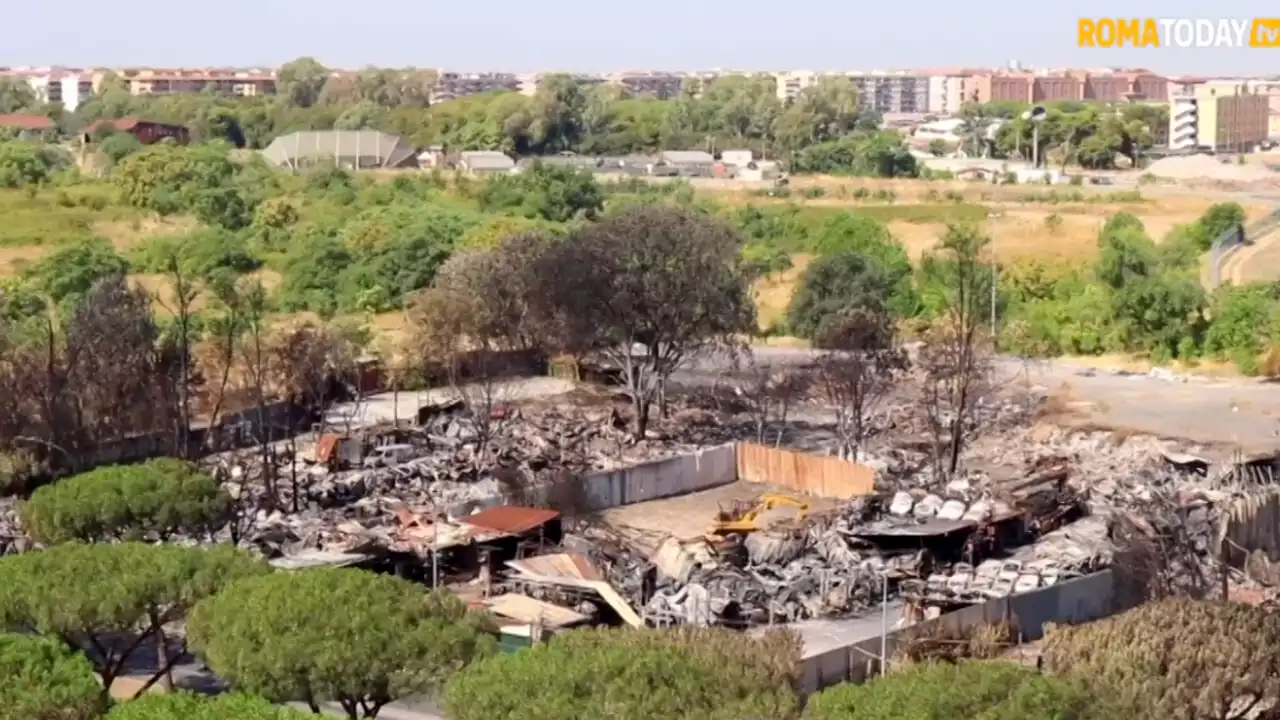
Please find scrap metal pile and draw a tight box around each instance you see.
[570,463,1090,628]
[214,404,725,559]
[573,504,921,627]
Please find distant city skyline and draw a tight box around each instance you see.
[3,0,1276,76]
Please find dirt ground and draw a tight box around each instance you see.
[597,481,844,547]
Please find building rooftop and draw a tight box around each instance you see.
[0,113,55,131]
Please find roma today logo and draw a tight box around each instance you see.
[1078,18,1280,48]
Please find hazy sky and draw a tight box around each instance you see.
[4,0,1277,75]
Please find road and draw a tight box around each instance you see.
[685,347,1280,453]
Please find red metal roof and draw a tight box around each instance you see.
[462,506,560,536]
[0,113,54,131]
[84,116,187,134]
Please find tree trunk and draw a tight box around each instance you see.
[633,395,650,440]
[290,433,300,514]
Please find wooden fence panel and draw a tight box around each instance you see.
[734,443,876,499]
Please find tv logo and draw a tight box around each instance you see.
[1251,18,1280,47]
[1078,18,1280,48]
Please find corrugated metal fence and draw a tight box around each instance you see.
[735,443,876,499]
[797,570,1116,696]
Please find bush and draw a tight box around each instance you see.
[0,141,58,188]
[1044,599,1280,720]
[804,660,1109,720]
[1203,284,1280,365]
[740,242,794,278]
[107,693,310,720]
[478,162,604,223]
[0,632,105,720]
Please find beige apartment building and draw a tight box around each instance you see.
[121,68,275,97]
[1169,81,1269,151]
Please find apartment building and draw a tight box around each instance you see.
[774,70,819,102]
[848,73,929,113]
[514,72,605,97]
[1032,74,1083,102]
[1169,81,1269,151]
[1083,73,1131,102]
[605,71,686,99]
[1130,72,1169,101]
[926,74,979,114]
[1242,79,1280,138]
[430,71,520,103]
[773,70,929,113]
[0,67,96,111]
[970,74,1032,103]
[120,68,276,97]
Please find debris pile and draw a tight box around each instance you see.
[217,404,734,558]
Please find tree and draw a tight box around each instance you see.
[536,206,754,438]
[99,132,142,164]
[0,632,105,720]
[0,77,37,114]
[815,309,908,460]
[478,162,604,223]
[276,57,329,108]
[187,568,497,719]
[727,353,812,446]
[791,134,918,177]
[787,252,899,341]
[0,140,55,188]
[0,542,268,694]
[917,224,994,476]
[20,458,232,544]
[957,102,994,158]
[19,239,128,306]
[445,627,801,720]
[106,693,311,720]
[1043,599,1280,720]
[804,660,1108,720]
[272,321,356,510]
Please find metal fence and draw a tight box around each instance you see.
[795,570,1116,696]
[735,444,877,499]
[1209,209,1280,288]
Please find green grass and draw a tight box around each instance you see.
[0,188,136,248]
[784,202,992,228]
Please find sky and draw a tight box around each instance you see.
[4,0,1278,75]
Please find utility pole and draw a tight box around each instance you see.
[431,506,440,588]
[990,239,999,340]
[879,574,889,677]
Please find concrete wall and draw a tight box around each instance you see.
[456,443,739,517]
[579,444,737,511]
[797,570,1116,697]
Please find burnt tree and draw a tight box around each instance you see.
[729,350,813,446]
[918,224,994,477]
[815,308,907,460]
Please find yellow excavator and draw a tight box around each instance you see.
[707,493,810,541]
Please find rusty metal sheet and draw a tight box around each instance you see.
[314,434,341,463]
[462,506,560,536]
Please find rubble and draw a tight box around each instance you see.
[214,403,728,559]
